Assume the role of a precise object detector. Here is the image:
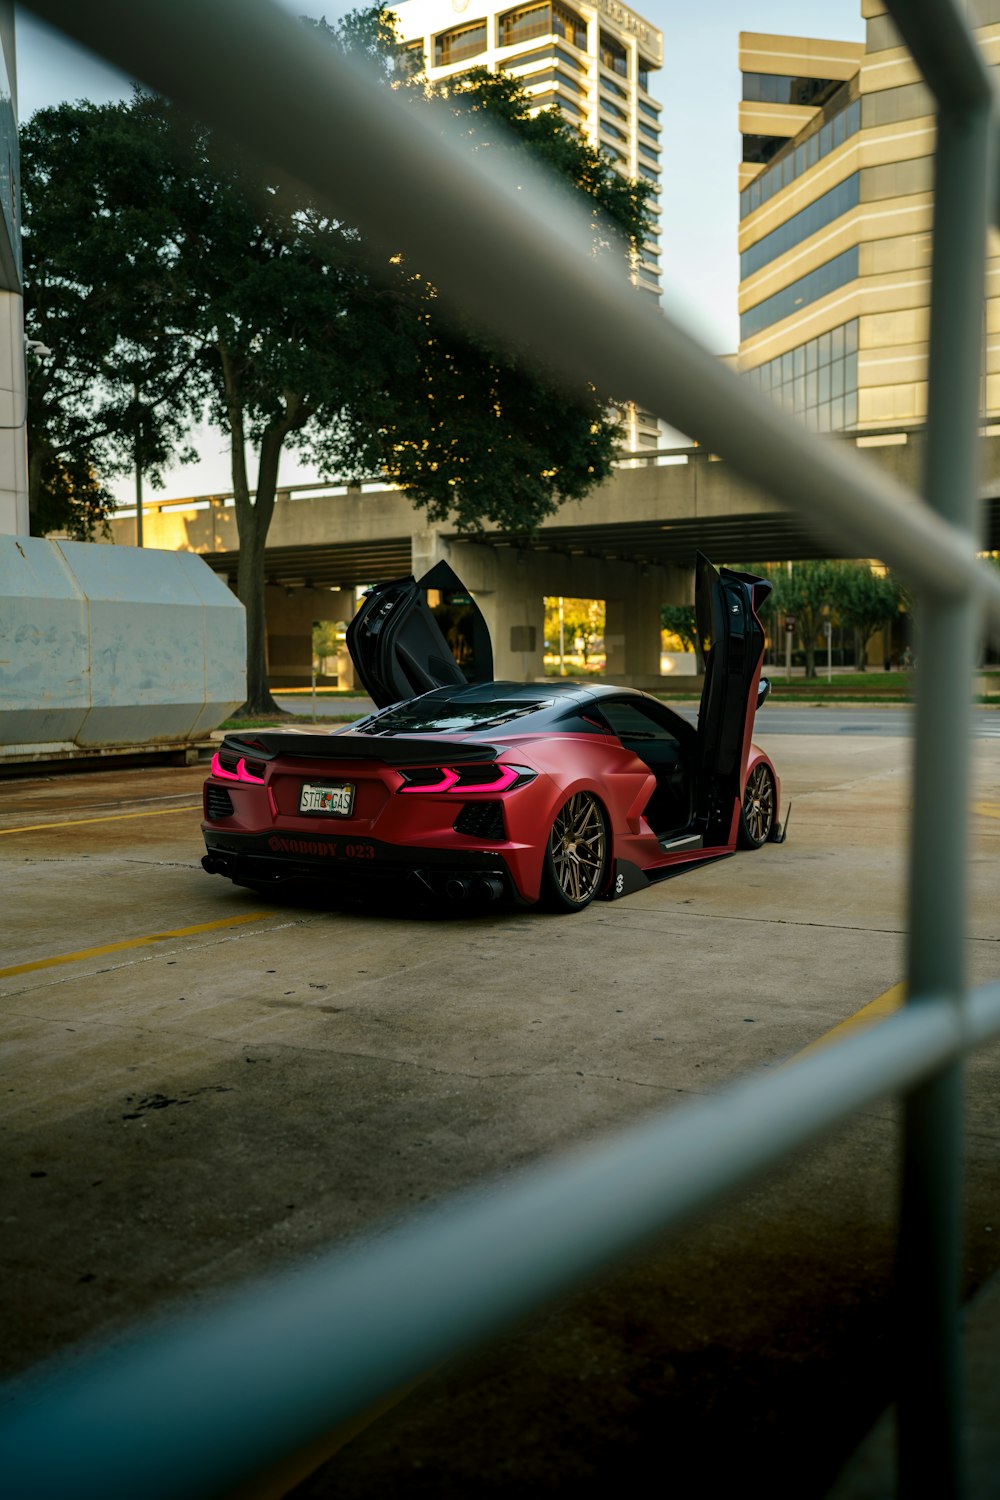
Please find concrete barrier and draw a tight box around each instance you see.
[0,537,245,764]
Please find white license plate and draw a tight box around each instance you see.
[299,782,355,816]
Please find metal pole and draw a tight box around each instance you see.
[898,97,992,1500]
[559,596,566,676]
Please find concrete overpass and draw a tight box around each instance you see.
[108,430,1000,686]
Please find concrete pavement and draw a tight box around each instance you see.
[1,732,998,1496]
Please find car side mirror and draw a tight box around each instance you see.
[757,678,771,711]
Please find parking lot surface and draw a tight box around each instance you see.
[2,730,999,1497]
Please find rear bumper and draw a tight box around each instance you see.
[202,828,520,903]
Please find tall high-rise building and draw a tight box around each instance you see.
[392,0,664,448]
[737,2,1000,437]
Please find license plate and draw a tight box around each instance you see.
[299,782,355,816]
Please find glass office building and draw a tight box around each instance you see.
[738,2,1000,434]
[393,0,663,448]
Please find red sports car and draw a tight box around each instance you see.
[201,555,785,913]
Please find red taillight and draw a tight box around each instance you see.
[397,764,534,794]
[210,751,266,786]
[398,766,461,793]
[454,764,520,793]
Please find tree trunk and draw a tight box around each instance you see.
[852,626,865,670]
[27,445,45,536]
[225,363,311,717]
[236,506,278,717]
[221,346,281,717]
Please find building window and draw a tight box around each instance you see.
[499,3,549,48]
[601,97,628,121]
[744,319,859,431]
[402,41,424,74]
[498,3,586,52]
[600,31,628,77]
[740,247,859,340]
[513,62,586,95]
[551,1,587,50]
[601,120,628,143]
[742,133,786,166]
[434,20,487,67]
[638,164,659,184]
[529,86,585,117]
[638,98,659,120]
[741,173,860,279]
[638,119,660,142]
[741,94,860,219]
[500,43,588,80]
[743,72,843,108]
[552,64,587,94]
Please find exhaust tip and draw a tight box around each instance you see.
[445,877,471,901]
[473,876,505,902]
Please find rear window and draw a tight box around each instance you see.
[356,697,553,736]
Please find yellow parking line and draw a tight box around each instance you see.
[0,805,201,836]
[0,913,270,979]
[795,982,906,1060]
[971,801,1000,820]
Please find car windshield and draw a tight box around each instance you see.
[355,697,553,736]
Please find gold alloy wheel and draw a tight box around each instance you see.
[742,762,775,846]
[548,792,606,905]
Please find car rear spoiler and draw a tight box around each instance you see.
[221,733,506,766]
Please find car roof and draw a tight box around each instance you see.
[348,680,663,737]
[398,680,650,702]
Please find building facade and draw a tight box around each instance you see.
[737,0,1000,437]
[393,0,664,448]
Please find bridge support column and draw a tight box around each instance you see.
[411,527,451,580]
[265,585,356,689]
[444,539,546,682]
[603,563,693,686]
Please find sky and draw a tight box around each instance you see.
[14,0,866,502]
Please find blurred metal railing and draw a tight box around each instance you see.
[5,1,1000,1496]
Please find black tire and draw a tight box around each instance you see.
[738,762,776,849]
[540,791,610,913]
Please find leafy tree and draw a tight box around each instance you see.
[660,604,702,670]
[345,66,651,532]
[21,100,199,538]
[20,8,651,713]
[544,597,605,668]
[734,560,838,678]
[829,563,904,669]
[731,559,906,675]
